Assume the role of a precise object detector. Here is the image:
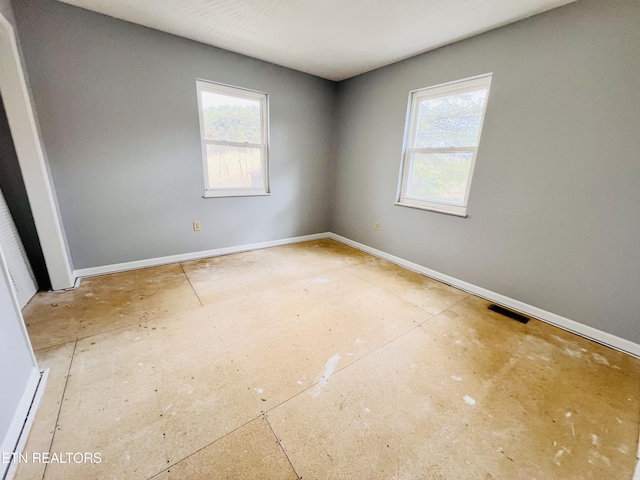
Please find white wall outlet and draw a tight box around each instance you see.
[193,221,201,231]
[374,221,380,231]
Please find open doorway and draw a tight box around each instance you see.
[0,94,50,298]
[0,11,74,292]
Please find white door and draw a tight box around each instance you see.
[0,188,37,308]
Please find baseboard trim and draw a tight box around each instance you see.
[1,368,47,480]
[329,233,640,359]
[73,232,331,279]
[69,230,638,358]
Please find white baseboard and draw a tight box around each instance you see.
[73,232,331,279]
[69,230,638,358]
[329,233,640,359]
[1,368,46,480]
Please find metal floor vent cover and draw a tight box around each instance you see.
[488,304,529,324]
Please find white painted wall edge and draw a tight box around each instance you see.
[3,369,48,480]
[0,13,75,290]
[0,367,40,478]
[328,233,640,359]
[73,232,331,278]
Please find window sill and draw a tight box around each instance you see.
[203,191,271,198]
[394,201,468,218]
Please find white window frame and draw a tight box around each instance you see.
[196,80,270,197]
[396,74,492,217]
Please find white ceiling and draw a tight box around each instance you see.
[57,0,575,81]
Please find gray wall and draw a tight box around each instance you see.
[332,0,640,343]
[0,0,16,29]
[12,0,336,269]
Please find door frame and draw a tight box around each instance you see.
[0,12,74,290]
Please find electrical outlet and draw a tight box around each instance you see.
[374,221,380,231]
[193,221,201,231]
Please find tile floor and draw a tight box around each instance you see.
[16,239,640,479]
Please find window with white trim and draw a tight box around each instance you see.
[196,80,269,197]
[397,74,492,216]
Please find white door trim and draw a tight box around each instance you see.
[0,12,74,290]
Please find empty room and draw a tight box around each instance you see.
[0,0,639,478]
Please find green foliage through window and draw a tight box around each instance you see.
[407,153,473,204]
[197,81,269,195]
[203,104,261,144]
[415,91,487,149]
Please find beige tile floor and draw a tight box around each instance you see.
[16,239,640,479]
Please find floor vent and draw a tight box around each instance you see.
[488,304,529,324]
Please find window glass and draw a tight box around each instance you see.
[196,81,269,197]
[397,75,492,216]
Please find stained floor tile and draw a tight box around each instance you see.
[266,326,487,479]
[528,317,640,378]
[16,239,640,480]
[43,325,167,480]
[457,359,639,479]
[148,269,430,464]
[180,239,371,305]
[517,334,640,415]
[266,322,639,479]
[346,257,469,315]
[151,416,297,480]
[148,296,272,465]
[446,296,640,414]
[23,264,201,350]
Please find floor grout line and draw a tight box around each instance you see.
[145,413,265,479]
[263,414,301,480]
[180,263,203,307]
[41,340,77,480]
[261,318,431,418]
[32,338,79,354]
[32,266,354,353]
[255,286,482,420]
[29,247,369,352]
[32,319,157,353]
[340,262,471,317]
[252,263,441,418]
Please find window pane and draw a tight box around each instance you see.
[201,91,261,143]
[414,89,487,148]
[406,152,473,204]
[206,145,262,189]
